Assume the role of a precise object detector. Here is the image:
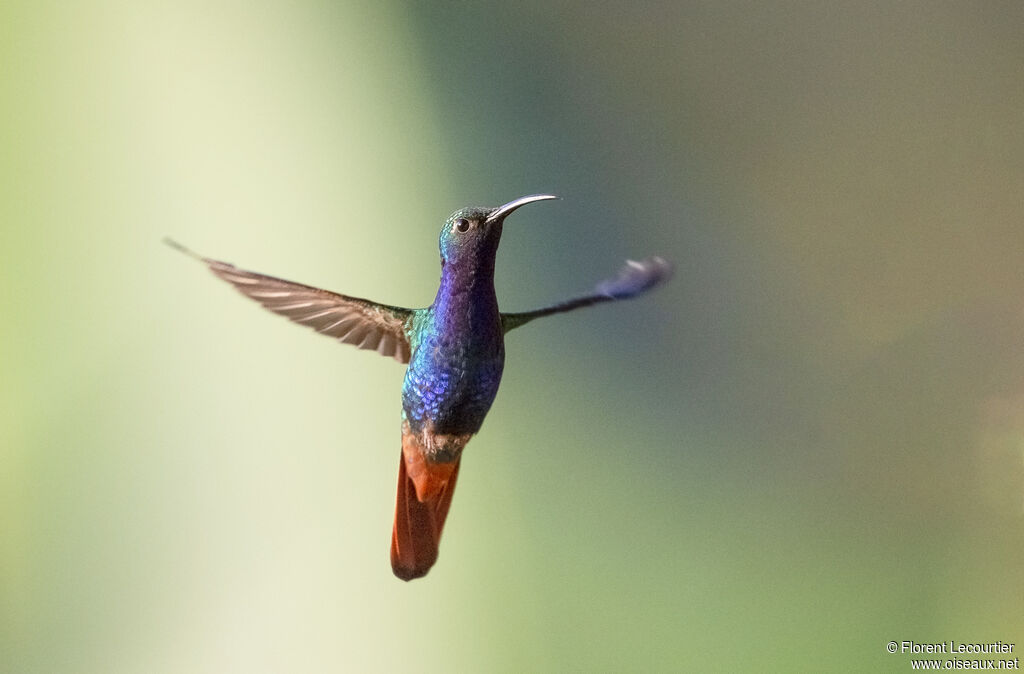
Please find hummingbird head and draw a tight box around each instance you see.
[438,194,559,267]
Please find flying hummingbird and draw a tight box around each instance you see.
[167,194,671,581]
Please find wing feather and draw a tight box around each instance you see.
[167,239,414,363]
[501,256,672,332]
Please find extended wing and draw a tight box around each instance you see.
[166,239,414,363]
[501,256,672,332]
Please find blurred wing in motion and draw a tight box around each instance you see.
[166,239,413,363]
[501,256,673,332]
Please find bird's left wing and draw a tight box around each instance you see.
[501,256,672,332]
[166,239,414,363]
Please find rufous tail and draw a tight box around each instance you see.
[390,445,460,581]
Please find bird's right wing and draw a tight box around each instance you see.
[501,256,672,332]
[166,239,414,363]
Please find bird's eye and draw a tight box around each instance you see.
[454,218,471,233]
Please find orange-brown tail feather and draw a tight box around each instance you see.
[390,451,461,581]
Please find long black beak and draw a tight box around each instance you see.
[485,194,559,224]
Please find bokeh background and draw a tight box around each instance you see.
[2,1,1022,671]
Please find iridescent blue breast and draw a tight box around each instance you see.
[401,330,505,435]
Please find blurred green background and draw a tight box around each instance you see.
[2,1,1022,671]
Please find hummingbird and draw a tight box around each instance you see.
[167,194,671,581]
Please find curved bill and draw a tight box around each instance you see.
[485,194,559,224]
